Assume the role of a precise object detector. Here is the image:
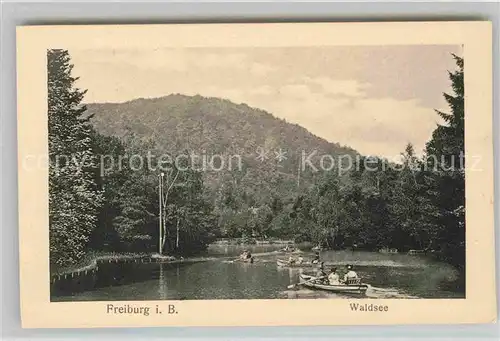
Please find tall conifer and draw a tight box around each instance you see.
[48,49,103,266]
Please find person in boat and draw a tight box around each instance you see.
[240,250,252,260]
[311,252,320,264]
[327,267,341,285]
[314,262,327,284]
[343,264,359,283]
[288,255,296,264]
[296,256,304,265]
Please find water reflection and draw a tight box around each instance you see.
[158,263,167,300]
[52,245,465,301]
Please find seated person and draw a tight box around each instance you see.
[296,256,304,264]
[315,262,327,282]
[343,265,359,283]
[240,250,249,260]
[288,256,296,264]
[328,267,340,285]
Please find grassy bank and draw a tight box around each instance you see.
[50,251,175,276]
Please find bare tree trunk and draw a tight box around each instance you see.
[297,156,301,189]
[160,169,180,254]
[161,210,168,252]
[176,216,180,249]
[158,180,163,254]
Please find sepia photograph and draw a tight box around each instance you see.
[16,22,495,328]
[48,44,466,302]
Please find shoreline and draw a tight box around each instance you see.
[50,252,190,278]
[49,252,214,296]
[50,242,296,276]
[210,238,298,246]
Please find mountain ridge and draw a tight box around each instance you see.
[86,93,358,151]
[86,93,360,204]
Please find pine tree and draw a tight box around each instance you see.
[427,54,464,171]
[48,49,103,266]
[424,54,465,269]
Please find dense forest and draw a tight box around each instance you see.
[48,49,465,273]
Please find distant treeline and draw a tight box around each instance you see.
[208,54,465,270]
[48,49,465,272]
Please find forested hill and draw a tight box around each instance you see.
[86,94,359,203]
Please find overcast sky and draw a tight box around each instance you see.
[70,45,462,158]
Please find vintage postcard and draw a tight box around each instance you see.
[17,22,495,328]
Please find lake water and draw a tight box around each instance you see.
[52,245,465,301]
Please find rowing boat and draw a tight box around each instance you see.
[299,274,368,294]
[236,257,254,263]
